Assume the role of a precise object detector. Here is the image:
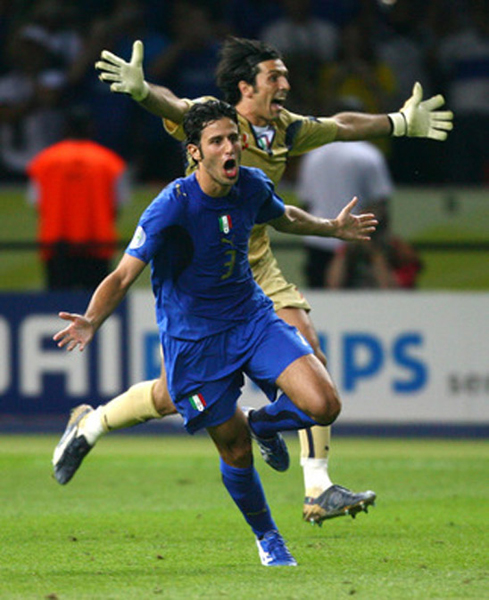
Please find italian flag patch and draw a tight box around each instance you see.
[189,393,207,412]
[219,214,232,234]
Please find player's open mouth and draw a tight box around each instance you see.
[271,98,285,110]
[224,158,237,178]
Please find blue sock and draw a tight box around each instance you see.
[249,392,318,439]
[220,458,276,537]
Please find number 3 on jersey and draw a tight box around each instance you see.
[221,237,236,280]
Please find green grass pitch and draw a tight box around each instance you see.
[0,435,487,599]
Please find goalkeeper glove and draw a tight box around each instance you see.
[95,40,149,102]
[388,82,454,141]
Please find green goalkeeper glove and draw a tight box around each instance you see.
[95,40,149,102]
[388,82,454,140]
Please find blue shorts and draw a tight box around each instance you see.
[161,310,313,433]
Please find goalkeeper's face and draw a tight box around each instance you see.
[249,59,290,125]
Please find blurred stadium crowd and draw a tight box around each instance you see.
[0,0,488,185]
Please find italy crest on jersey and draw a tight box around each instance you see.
[219,214,233,234]
[189,393,206,412]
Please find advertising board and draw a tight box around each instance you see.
[1,291,487,434]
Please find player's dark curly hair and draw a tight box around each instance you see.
[216,37,282,105]
[183,99,239,147]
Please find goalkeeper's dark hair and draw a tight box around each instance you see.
[216,37,282,105]
[183,100,239,147]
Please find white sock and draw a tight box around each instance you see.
[80,407,105,446]
[301,458,333,496]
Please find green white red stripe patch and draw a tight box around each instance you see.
[189,393,206,412]
[219,215,232,234]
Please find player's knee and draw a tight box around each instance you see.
[311,388,341,426]
[326,393,341,424]
[152,379,177,416]
[221,436,252,468]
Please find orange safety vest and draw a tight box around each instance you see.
[27,140,126,260]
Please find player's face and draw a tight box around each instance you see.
[250,59,290,124]
[191,117,242,197]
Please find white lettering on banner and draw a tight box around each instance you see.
[98,316,122,395]
[0,317,10,393]
[128,291,158,385]
[20,316,88,396]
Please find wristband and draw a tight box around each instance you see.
[134,81,149,103]
[388,112,407,137]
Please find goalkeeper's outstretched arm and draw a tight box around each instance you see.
[95,40,188,123]
[331,81,454,142]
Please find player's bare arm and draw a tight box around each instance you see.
[143,82,188,123]
[95,40,188,123]
[332,82,454,142]
[53,254,146,352]
[269,198,378,242]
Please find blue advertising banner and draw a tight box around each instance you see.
[1,290,488,437]
[0,292,129,416]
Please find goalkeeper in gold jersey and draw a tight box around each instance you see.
[52,36,453,524]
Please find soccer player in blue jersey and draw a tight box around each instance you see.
[69,36,453,525]
[53,100,377,566]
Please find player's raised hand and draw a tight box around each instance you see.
[334,197,378,242]
[53,312,95,352]
[389,82,454,140]
[95,39,149,102]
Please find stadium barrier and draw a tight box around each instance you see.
[0,290,487,437]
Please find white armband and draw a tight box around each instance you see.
[388,112,407,137]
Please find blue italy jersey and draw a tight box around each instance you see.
[126,167,285,340]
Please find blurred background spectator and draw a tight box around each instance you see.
[224,0,283,40]
[317,15,397,158]
[29,0,83,71]
[377,0,435,106]
[26,106,129,290]
[0,23,66,182]
[259,0,340,113]
[297,138,391,287]
[379,0,442,185]
[297,97,422,289]
[326,234,423,289]
[148,2,222,99]
[142,1,224,180]
[434,0,489,184]
[317,15,397,116]
[67,0,170,179]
